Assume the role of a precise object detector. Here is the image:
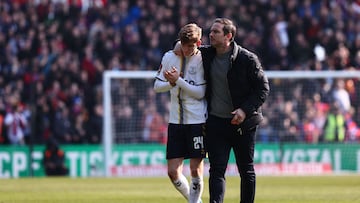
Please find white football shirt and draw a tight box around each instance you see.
[154,50,207,124]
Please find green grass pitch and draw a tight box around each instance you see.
[1,175,359,203]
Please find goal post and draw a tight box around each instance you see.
[102,71,158,177]
[102,70,360,177]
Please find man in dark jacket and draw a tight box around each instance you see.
[176,18,269,203]
[203,18,269,203]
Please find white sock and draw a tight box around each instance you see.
[172,174,190,200]
[189,176,203,203]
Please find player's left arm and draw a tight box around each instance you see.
[176,78,206,100]
[175,61,206,100]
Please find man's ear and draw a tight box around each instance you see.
[196,40,202,47]
[226,33,232,41]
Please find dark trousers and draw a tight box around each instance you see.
[206,115,256,203]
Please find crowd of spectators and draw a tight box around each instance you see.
[1,0,360,145]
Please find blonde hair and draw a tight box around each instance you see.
[178,23,202,44]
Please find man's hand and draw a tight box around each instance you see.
[164,67,180,86]
[231,108,246,125]
[173,41,183,56]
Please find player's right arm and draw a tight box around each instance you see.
[154,52,174,92]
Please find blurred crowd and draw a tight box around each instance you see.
[1,0,360,145]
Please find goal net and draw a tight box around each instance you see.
[102,70,360,177]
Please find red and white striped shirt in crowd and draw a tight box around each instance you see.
[4,108,27,145]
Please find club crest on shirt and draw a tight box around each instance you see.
[188,66,197,74]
